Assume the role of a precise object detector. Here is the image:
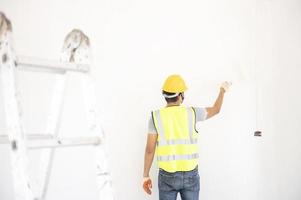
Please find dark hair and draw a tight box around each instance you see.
[162,91,179,103]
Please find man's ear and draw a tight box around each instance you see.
[180,93,184,101]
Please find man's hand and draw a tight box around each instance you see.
[220,81,232,92]
[206,81,231,119]
[142,177,152,195]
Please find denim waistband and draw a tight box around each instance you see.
[159,166,198,176]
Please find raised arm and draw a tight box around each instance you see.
[206,82,231,119]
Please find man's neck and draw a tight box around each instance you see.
[166,102,181,107]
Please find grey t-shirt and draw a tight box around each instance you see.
[148,107,207,134]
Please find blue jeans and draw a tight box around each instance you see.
[158,167,200,200]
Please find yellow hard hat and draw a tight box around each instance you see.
[162,74,188,93]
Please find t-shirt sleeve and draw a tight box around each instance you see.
[148,115,158,134]
[193,107,208,122]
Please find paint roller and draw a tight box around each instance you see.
[234,64,262,137]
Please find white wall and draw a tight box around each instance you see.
[0,0,300,200]
[254,1,301,199]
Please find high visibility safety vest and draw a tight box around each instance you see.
[152,105,198,173]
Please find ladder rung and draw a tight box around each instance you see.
[29,136,101,149]
[0,134,53,144]
[16,56,90,73]
[0,135,101,148]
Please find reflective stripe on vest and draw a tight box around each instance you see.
[153,109,166,140]
[157,138,198,146]
[157,153,199,162]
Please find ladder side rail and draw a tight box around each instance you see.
[0,14,35,200]
[37,74,67,200]
[81,74,114,200]
[69,28,114,200]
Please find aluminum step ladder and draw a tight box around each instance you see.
[0,12,114,200]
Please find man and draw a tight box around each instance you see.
[142,74,231,200]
